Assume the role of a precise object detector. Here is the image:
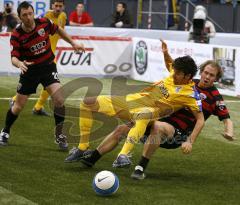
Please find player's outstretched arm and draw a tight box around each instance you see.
[11,57,34,74]
[160,39,173,71]
[181,111,204,154]
[57,27,85,53]
[222,118,234,141]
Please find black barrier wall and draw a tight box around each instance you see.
[51,0,239,33]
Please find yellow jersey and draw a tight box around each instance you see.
[139,66,202,115]
[44,10,67,53]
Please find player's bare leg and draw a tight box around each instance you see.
[131,122,175,180]
[79,124,131,167]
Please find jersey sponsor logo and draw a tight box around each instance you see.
[38,28,45,37]
[30,41,47,54]
[157,81,169,98]
[216,100,226,110]
[199,92,207,100]
[134,40,148,75]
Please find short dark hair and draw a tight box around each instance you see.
[118,2,127,9]
[173,55,198,78]
[77,2,84,6]
[53,0,64,3]
[200,60,223,81]
[17,1,34,16]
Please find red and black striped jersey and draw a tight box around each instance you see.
[162,79,230,132]
[10,18,58,68]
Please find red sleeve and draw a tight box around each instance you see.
[69,11,76,22]
[10,32,20,58]
[47,18,58,35]
[85,12,93,23]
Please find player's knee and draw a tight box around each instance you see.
[113,125,129,141]
[83,97,97,106]
[81,97,99,110]
[12,103,24,113]
[151,123,166,136]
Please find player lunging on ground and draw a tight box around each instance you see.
[65,39,204,167]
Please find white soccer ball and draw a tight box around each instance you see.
[92,170,119,196]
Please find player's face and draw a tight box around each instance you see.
[116,4,124,13]
[173,69,191,85]
[52,2,64,15]
[199,64,218,88]
[76,4,84,14]
[19,7,35,27]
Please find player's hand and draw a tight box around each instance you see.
[72,41,85,53]
[18,60,34,74]
[222,132,235,141]
[181,141,192,154]
[160,39,168,53]
[115,21,123,28]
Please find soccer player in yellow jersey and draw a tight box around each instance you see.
[11,0,66,116]
[66,39,204,167]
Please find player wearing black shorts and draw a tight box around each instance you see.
[0,1,85,150]
[131,61,234,179]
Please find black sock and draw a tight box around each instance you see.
[54,106,65,136]
[3,109,18,134]
[138,156,149,170]
[85,149,102,165]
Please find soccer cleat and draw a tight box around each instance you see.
[112,154,132,168]
[64,147,91,163]
[80,150,95,167]
[0,129,10,146]
[9,98,15,108]
[55,134,68,151]
[131,165,146,180]
[32,108,51,117]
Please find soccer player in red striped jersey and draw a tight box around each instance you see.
[68,41,234,176]
[0,1,85,150]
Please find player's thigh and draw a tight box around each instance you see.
[45,82,64,107]
[97,95,130,119]
[151,121,175,139]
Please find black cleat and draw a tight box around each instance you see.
[55,134,68,151]
[32,108,51,117]
[80,150,95,167]
[0,129,9,146]
[131,165,146,180]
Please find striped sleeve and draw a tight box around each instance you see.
[10,32,20,58]
[212,91,230,121]
[47,18,58,35]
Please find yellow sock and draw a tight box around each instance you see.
[119,119,150,155]
[34,89,49,110]
[12,95,17,101]
[78,102,94,151]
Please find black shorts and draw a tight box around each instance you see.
[17,62,60,95]
[142,121,191,149]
